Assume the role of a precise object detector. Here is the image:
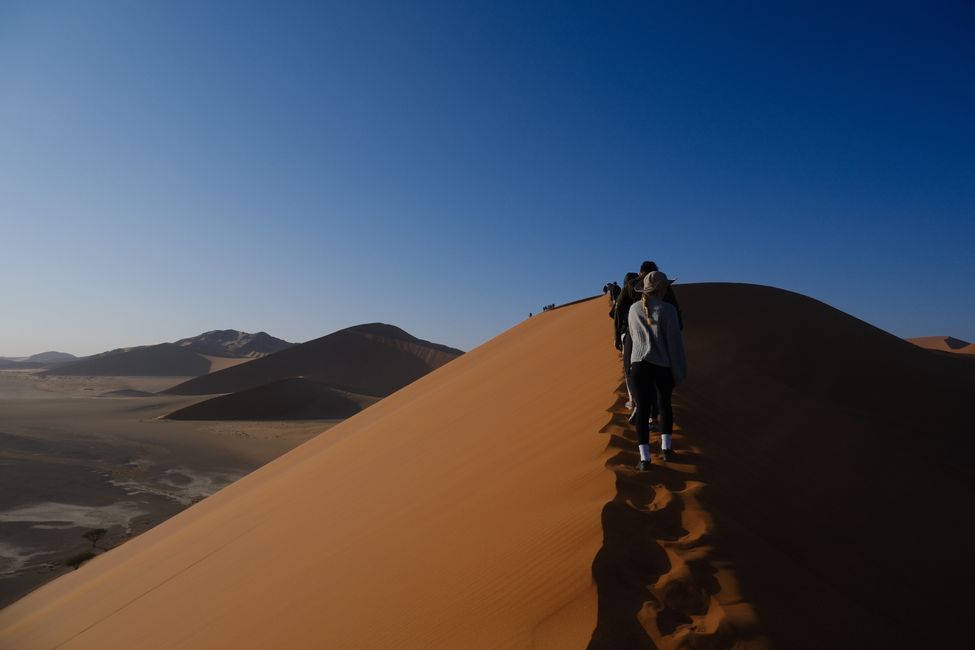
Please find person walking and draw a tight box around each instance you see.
[614,271,640,409]
[628,270,688,470]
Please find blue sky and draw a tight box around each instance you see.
[1,1,973,355]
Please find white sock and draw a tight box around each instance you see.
[661,434,672,451]
[638,444,651,461]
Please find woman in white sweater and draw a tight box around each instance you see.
[627,271,688,470]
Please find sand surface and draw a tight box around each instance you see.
[2,285,972,649]
[0,298,618,649]
[907,335,973,353]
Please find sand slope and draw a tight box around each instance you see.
[907,335,972,353]
[164,323,463,397]
[165,378,376,420]
[2,285,972,649]
[0,300,615,649]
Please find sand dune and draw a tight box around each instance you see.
[164,323,463,397]
[2,285,972,649]
[165,378,376,420]
[907,335,972,353]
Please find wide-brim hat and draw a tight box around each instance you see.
[637,270,676,293]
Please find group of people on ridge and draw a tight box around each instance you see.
[604,261,688,471]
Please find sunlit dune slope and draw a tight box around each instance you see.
[163,323,463,397]
[0,299,618,650]
[907,334,972,353]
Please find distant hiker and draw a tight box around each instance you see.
[640,260,684,330]
[603,281,621,318]
[628,271,688,470]
[613,273,640,350]
[613,272,640,409]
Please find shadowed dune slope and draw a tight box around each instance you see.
[0,299,617,650]
[672,283,974,648]
[165,378,375,420]
[41,343,212,377]
[163,323,463,397]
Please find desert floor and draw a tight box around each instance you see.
[0,371,336,607]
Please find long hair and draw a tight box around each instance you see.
[641,284,667,325]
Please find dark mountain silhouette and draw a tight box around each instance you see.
[25,351,77,364]
[41,343,212,377]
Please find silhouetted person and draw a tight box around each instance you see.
[628,271,687,470]
[603,282,621,319]
[613,272,640,408]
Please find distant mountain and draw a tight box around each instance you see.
[0,359,41,369]
[173,330,293,358]
[0,351,76,369]
[42,330,290,377]
[166,378,377,420]
[25,351,77,364]
[164,323,463,397]
[41,343,213,377]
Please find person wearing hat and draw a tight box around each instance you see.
[627,270,688,470]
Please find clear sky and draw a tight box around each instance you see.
[2,1,973,355]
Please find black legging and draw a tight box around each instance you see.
[630,361,674,445]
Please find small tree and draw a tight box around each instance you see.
[63,551,95,570]
[82,528,108,549]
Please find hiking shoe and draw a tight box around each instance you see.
[661,449,676,462]
[636,459,652,472]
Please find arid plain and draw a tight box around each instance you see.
[0,370,334,608]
